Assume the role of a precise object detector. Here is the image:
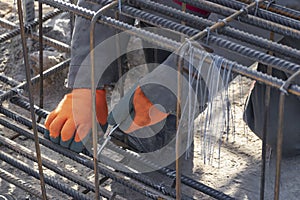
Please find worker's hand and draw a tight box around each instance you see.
[44,89,108,152]
[108,85,168,133]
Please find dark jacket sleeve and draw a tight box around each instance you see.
[67,0,133,89]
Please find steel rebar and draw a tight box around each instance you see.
[179,0,300,40]
[0,59,70,102]
[90,2,119,199]
[236,0,300,20]
[38,0,300,97]
[0,101,194,200]
[206,0,300,30]
[16,0,47,198]
[129,0,300,62]
[0,9,62,43]
[0,168,44,199]
[273,70,300,200]
[120,5,300,74]
[106,141,235,200]
[0,150,91,200]
[0,116,171,200]
[38,2,44,123]
[0,134,125,200]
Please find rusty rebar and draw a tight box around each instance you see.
[90,2,119,199]
[16,0,47,198]
[37,2,44,123]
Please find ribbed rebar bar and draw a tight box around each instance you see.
[0,9,62,43]
[0,150,91,200]
[10,96,49,118]
[236,0,300,20]
[0,134,125,200]
[206,0,300,30]
[90,2,119,199]
[106,141,234,200]
[129,0,300,62]
[16,0,47,198]
[0,59,70,102]
[38,0,300,97]
[121,5,300,74]
[179,0,300,40]
[0,18,70,52]
[0,105,191,199]
[0,116,171,200]
[0,168,44,199]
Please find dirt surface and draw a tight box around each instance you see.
[0,1,298,200]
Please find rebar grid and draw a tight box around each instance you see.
[0,0,299,199]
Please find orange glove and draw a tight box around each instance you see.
[44,89,108,152]
[108,86,168,133]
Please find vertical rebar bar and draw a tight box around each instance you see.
[175,3,186,200]
[16,0,47,199]
[274,92,285,200]
[260,32,274,200]
[90,2,118,199]
[37,2,44,123]
[273,69,300,200]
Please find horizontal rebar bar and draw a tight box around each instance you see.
[0,9,62,43]
[121,5,300,74]
[0,17,70,52]
[179,0,300,40]
[0,105,193,199]
[39,0,300,97]
[106,140,235,200]
[129,0,300,62]
[0,168,44,199]
[236,0,300,20]
[0,134,125,200]
[206,0,300,30]
[0,116,172,200]
[0,59,70,102]
[0,150,91,200]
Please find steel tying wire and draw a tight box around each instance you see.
[179,0,300,40]
[129,0,300,61]
[16,0,47,198]
[0,59,70,102]
[206,0,300,30]
[120,5,300,74]
[90,2,119,199]
[0,150,92,200]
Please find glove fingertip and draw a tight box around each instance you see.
[70,141,84,153]
[50,135,60,144]
[43,129,50,139]
[60,139,73,148]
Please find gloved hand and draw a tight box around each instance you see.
[108,85,168,133]
[44,89,108,152]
